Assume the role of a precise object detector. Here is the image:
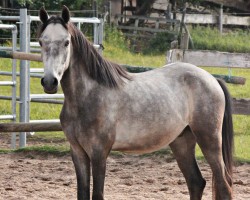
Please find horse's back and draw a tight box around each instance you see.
[127,62,224,105]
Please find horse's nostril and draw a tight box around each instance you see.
[53,78,58,86]
[41,77,45,87]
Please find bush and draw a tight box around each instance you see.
[104,26,130,51]
[143,32,176,54]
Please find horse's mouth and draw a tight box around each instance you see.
[43,87,58,94]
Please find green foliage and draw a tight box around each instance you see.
[143,32,176,54]
[130,24,250,55]
[133,23,250,54]
[15,0,93,10]
[16,0,33,7]
[104,26,130,51]
[103,27,165,66]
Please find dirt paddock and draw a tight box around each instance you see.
[0,135,249,200]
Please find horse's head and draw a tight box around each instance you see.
[39,6,71,94]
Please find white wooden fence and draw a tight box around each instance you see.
[175,13,250,26]
[167,49,250,69]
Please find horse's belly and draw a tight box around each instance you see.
[112,121,185,154]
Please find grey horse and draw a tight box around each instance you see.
[38,6,234,200]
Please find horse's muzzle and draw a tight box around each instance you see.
[41,76,58,94]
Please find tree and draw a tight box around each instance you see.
[204,0,250,12]
[134,0,155,15]
[15,0,93,10]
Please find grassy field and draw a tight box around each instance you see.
[0,27,249,162]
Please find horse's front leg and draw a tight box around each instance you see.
[71,145,91,200]
[91,149,108,200]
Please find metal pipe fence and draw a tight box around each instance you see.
[0,23,17,149]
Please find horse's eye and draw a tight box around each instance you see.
[39,40,42,47]
[65,40,69,47]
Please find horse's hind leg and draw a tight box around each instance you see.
[194,128,232,200]
[170,127,206,200]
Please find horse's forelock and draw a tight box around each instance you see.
[38,16,68,37]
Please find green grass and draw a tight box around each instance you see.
[196,134,250,163]
[103,27,165,67]
[202,67,250,98]
[0,27,250,162]
[190,26,250,53]
[0,145,70,156]
[15,145,70,155]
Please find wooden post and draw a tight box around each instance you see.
[178,3,187,45]
[232,98,250,115]
[0,122,62,132]
[155,19,159,36]
[0,50,42,62]
[180,32,189,50]
[212,74,246,85]
[109,1,112,26]
[93,0,97,17]
[183,23,194,49]
[133,18,139,35]
[218,4,223,34]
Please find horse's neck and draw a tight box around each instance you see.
[61,60,96,102]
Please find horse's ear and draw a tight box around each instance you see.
[39,7,49,24]
[61,5,70,23]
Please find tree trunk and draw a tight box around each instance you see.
[135,0,155,15]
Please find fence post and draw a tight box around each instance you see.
[109,1,112,26]
[180,32,189,50]
[11,26,17,149]
[98,19,104,55]
[19,8,30,148]
[218,4,223,34]
[178,3,187,45]
[93,0,98,17]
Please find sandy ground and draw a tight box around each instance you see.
[0,134,249,200]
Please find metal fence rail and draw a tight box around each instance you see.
[0,24,17,149]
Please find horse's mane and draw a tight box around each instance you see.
[38,16,132,88]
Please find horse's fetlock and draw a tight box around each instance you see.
[92,193,104,200]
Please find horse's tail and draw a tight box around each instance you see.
[217,79,234,186]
